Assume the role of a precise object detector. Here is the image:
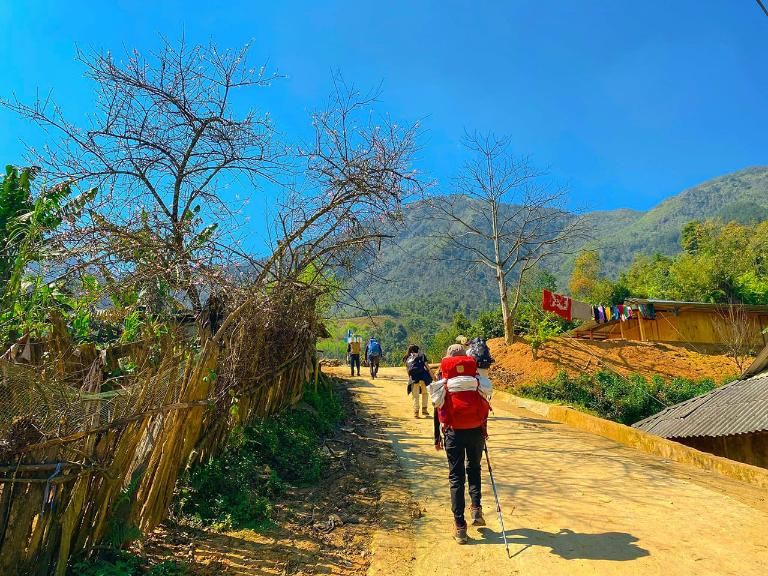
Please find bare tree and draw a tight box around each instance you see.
[215,77,421,337]
[714,304,755,372]
[2,38,280,315]
[431,132,585,344]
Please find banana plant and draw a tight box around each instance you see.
[0,165,96,344]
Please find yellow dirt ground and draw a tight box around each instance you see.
[340,366,768,576]
[488,337,742,388]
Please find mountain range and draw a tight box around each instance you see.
[345,166,768,315]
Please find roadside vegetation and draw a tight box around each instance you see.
[70,555,188,576]
[516,370,728,425]
[173,378,344,531]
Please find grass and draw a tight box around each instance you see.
[172,377,345,531]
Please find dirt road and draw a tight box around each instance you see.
[343,367,768,576]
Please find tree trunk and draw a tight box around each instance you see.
[497,269,514,344]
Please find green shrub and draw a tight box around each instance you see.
[173,379,344,531]
[519,369,718,425]
[69,552,188,576]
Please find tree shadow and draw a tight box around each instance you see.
[476,527,650,561]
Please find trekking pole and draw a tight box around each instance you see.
[483,442,510,557]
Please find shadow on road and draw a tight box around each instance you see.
[476,527,650,561]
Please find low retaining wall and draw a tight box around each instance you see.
[491,390,768,490]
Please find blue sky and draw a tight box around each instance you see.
[1,1,766,250]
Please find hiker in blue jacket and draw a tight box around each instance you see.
[365,337,383,379]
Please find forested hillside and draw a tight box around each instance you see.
[585,166,768,278]
[346,166,768,316]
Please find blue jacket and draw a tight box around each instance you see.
[367,340,383,357]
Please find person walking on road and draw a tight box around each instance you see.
[347,336,362,376]
[466,336,494,378]
[429,344,493,544]
[365,337,383,379]
[403,344,433,418]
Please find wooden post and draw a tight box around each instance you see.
[638,314,647,342]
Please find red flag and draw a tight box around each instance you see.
[542,289,572,321]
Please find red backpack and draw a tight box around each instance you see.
[437,356,490,430]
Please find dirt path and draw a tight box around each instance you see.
[341,367,768,576]
[144,379,413,576]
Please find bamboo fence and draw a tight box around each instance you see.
[0,289,321,575]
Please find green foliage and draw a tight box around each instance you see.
[618,220,768,304]
[105,466,145,549]
[569,250,627,305]
[470,308,505,340]
[524,315,563,356]
[1,165,35,288]
[0,166,96,345]
[173,380,344,531]
[426,312,470,360]
[519,370,721,425]
[69,552,188,576]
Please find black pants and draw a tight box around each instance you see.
[444,426,484,525]
[349,354,360,375]
[368,355,380,378]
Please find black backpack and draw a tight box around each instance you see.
[406,353,427,377]
[468,339,493,369]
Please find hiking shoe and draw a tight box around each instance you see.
[421,408,429,416]
[414,411,420,418]
[453,523,468,544]
[471,506,485,526]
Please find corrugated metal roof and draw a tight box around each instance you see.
[742,344,768,379]
[625,298,768,313]
[632,371,768,439]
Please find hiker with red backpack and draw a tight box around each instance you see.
[429,344,493,544]
[403,344,433,418]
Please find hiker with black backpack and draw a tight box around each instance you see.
[429,344,493,544]
[466,336,494,377]
[403,344,433,418]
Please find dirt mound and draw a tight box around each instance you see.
[488,337,742,388]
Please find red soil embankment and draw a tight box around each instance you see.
[488,336,742,387]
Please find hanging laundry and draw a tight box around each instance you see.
[605,306,613,321]
[593,306,600,322]
[598,305,606,323]
[617,304,625,321]
[571,299,594,322]
[647,303,656,320]
[542,289,572,321]
[611,305,620,320]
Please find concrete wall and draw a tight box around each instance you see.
[679,432,768,470]
[492,389,768,490]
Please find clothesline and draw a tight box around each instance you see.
[541,289,657,324]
